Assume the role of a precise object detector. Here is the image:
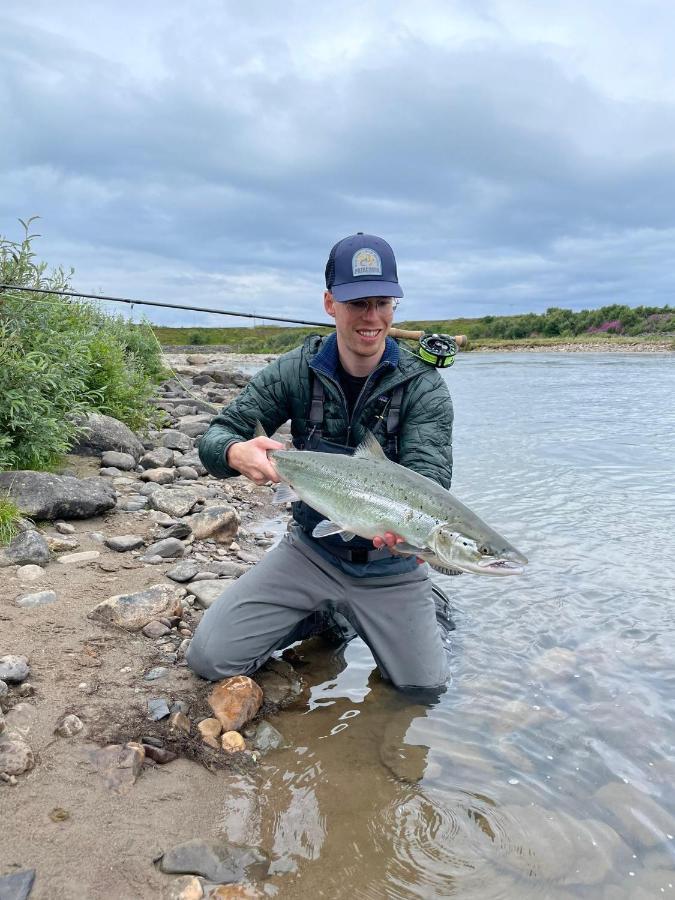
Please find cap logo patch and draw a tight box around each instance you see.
[352,248,382,277]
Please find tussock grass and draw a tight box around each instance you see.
[0,496,21,546]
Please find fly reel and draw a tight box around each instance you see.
[389,328,467,368]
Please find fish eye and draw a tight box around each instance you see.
[479,545,490,556]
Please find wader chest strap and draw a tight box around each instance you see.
[385,384,404,457]
[307,375,325,443]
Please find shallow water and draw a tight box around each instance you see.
[242,353,675,898]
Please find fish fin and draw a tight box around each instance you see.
[392,541,428,555]
[339,531,356,542]
[353,430,387,461]
[312,519,350,539]
[253,420,267,438]
[272,483,299,504]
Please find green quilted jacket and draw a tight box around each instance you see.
[198,332,453,488]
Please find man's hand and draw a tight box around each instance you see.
[226,436,285,486]
[373,531,424,564]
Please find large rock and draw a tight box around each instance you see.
[0,530,50,568]
[88,584,186,631]
[186,505,239,544]
[148,487,201,518]
[72,412,144,459]
[208,676,263,732]
[157,838,268,884]
[0,472,116,521]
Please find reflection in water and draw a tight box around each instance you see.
[222,354,675,898]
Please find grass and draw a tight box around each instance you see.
[0,496,21,546]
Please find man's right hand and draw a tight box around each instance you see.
[226,436,285,485]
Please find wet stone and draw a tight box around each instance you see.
[0,656,30,684]
[253,721,287,752]
[208,676,263,732]
[16,590,58,609]
[105,535,145,552]
[594,781,675,849]
[157,838,269,884]
[85,741,145,793]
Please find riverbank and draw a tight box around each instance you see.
[0,355,311,899]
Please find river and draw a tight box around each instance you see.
[239,352,675,898]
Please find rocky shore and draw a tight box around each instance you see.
[0,352,301,900]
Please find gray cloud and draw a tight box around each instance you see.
[2,1,675,325]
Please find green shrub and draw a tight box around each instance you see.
[0,495,21,546]
[0,218,166,470]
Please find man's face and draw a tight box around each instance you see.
[324,292,396,363]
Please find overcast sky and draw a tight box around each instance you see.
[2,1,675,326]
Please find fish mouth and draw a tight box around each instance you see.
[476,558,525,576]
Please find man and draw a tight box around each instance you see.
[187,233,454,690]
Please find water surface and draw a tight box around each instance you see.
[239,352,675,898]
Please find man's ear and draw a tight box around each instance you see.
[324,291,336,318]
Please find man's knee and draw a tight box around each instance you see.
[186,633,257,682]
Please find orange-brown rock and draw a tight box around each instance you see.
[209,885,263,898]
[207,676,262,732]
[197,718,222,747]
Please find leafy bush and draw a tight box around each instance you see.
[0,495,21,546]
[0,218,166,470]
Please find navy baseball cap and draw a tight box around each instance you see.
[325,232,404,302]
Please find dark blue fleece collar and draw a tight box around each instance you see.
[310,332,399,378]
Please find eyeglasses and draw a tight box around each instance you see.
[344,298,399,314]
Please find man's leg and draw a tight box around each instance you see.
[339,566,451,690]
[187,529,345,681]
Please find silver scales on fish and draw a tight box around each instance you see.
[257,422,528,577]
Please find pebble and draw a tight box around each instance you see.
[142,621,171,639]
[16,564,45,581]
[55,521,75,535]
[117,497,149,512]
[148,699,171,720]
[143,744,178,765]
[0,680,8,699]
[166,561,200,583]
[105,535,146,552]
[16,590,58,609]
[208,676,262,732]
[221,731,246,753]
[141,468,176,485]
[160,522,192,540]
[56,550,101,565]
[253,721,287,752]
[144,667,170,681]
[0,655,30,684]
[149,510,176,526]
[101,450,136,470]
[0,736,34,775]
[145,538,186,559]
[54,714,84,737]
[169,711,191,734]
[46,534,80,552]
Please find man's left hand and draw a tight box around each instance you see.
[373,532,424,564]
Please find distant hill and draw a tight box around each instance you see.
[153,303,674,352]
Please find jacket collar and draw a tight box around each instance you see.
[309,332,399,379]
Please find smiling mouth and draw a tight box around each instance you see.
[356,329,381,338]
